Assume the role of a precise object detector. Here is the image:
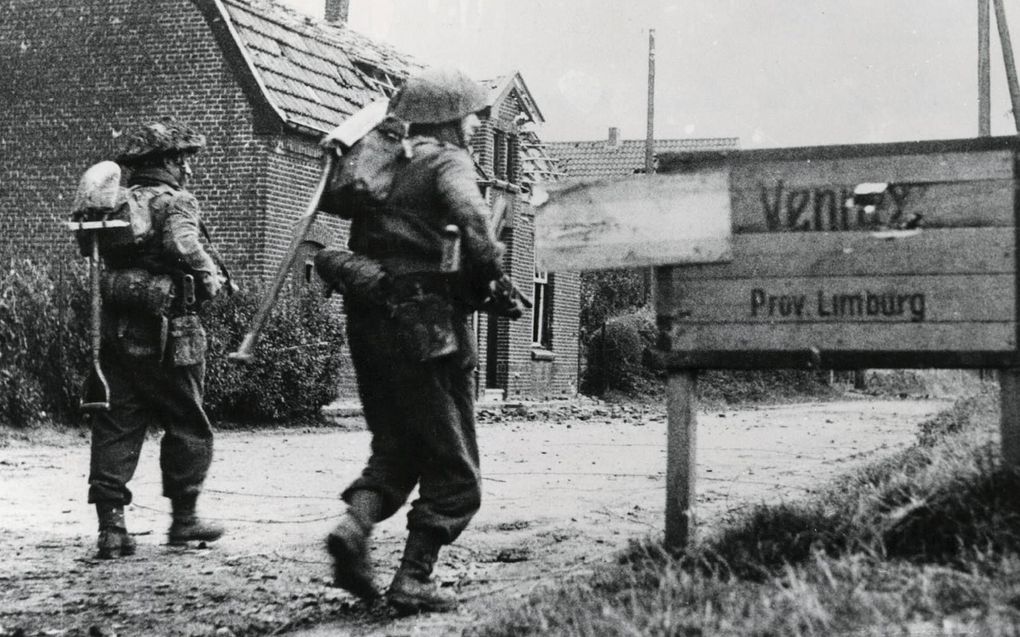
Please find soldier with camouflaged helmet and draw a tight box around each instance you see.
[314,67,507,614]
[85,117,228,558]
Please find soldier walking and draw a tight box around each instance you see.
[315,67,510,614]
[82,119,227,558]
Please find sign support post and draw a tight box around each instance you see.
[656,265,699,551]
[1000,369,1020,467]
[665,369,698,551]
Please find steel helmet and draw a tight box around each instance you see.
[388,67,488,124]
[116,117,206,165]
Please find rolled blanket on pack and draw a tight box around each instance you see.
[100,268,176,316]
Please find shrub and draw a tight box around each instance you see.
[202,286,346,423]
[0,255,346,426]
[0,256,91,427]
[582,309,660,395]
[579,269,649,335]
[581,308,835,402]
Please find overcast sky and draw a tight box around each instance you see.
[280,0,1020,148]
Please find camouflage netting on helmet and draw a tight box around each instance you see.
[388,67,488,124]
[116,117,206,165]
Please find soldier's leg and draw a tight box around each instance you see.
[154,359,213,499]
[344,313,422,514]
[87,348,153,558]
[389,355,480,614]
[405,356,481,542]
[137,358,222,544]
[328,315,418,598]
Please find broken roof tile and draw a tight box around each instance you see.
[221,0,422,133]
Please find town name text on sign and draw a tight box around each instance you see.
[654,136,1020,370]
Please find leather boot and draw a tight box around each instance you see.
[168,494,224,545]
[326,490,383,600]
[95,502,136,559]
[326,512,379,599]
[386,529,458,615]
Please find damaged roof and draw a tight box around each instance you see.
[545,137,740,179]
[214,0,423,133]
[478,73,544,125]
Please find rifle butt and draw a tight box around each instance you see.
[227,332,258,364]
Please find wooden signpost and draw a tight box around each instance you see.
[536,135,1020,551]
[534,167,733,272]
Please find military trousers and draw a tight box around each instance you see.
[342,302,481,544]
[87,313,214,506]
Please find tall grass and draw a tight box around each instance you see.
[471,390,1020,636]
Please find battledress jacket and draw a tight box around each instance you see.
[346,137,503,292]
[128,166,219,287]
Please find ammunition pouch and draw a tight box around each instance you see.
[389,273,457,362]
[100,268,176,317]
[169,314,206,367]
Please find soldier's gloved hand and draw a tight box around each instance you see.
[482,276,525,320]
[314,248,349,295]
[200,272,223,299]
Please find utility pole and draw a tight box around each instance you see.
[645,28,656,175]
[980,0,991,135]
[644,28,656,303]
[993,0,1020,132]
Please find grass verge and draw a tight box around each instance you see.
[469,390,1020,636]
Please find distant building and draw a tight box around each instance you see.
[0,0,578,402]
[545,127,739,178]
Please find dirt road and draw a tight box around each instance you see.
[0,397,949,636]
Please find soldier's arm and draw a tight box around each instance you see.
[434,150,503,282]
[162,191,221,296]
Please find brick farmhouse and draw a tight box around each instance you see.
[0,0,579,402]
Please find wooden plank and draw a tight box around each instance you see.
[665,371,697,551]
[1000,369,1020,468]
[732,179,1014,232]
[666,322,1016,353]
[725,147,1015,233]
[730,149,1014,186]
[654,349,1020,371]
[680,229,1015,279]
[666,274,1015,323]
[534,169,732,272]
[65,220,131,231]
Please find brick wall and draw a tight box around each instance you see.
[0,0,269,279]
[264,135,359,397]
[476,90,580,400]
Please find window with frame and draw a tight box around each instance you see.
[492,130,522,185]
[532,269,551,348]
[493,130,507,180]
[507,134,520,183]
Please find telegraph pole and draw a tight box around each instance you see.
[993,0,1020,132]
[980,0,991,135]
[644,28,656,303]
[645,28,656,175]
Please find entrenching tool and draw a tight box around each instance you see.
[67,161,130,411]
[228,100,389,364]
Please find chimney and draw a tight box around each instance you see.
[607,127,620,147]
[325,0,350,23]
